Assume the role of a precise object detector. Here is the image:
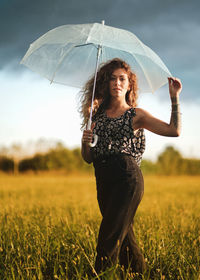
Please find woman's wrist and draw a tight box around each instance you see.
[170,98,181,132]
[171,103,180,111]
[170,96,179,105]
[171,95,181,114]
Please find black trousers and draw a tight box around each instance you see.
[93,154,146,274]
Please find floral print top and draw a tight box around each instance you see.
[91,107,145,166]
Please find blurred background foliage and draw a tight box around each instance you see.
[0,143,200,175]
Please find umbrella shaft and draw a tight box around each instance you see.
[88,45,102,129]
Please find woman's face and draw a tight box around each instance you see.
[109,68,130,99]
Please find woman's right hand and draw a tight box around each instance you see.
[82,129,94,144]
[82,123,96,145]
[81,123,95,163]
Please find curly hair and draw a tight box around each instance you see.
[79,58,138,128]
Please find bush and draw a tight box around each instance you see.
[0,156,14,172]
[18,145,93,174]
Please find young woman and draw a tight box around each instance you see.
[80,58,182,274]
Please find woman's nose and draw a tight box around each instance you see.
[115,78,120,85]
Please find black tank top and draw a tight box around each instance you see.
[91,108,145,166]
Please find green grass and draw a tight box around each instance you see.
[0,174,199,279]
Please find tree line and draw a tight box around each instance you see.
[0,144,200,175]
[141,146,200,175]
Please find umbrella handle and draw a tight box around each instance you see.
[89,134,98,147]
[87,119,98,147]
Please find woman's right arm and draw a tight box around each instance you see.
[81,129,93,163]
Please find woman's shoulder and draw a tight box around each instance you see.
[135,107,151,119]
[135,107,146,115]
[132,107,149,129]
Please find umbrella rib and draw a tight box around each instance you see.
[50,24,98,84]
[50,44,76,83]
[75,43,94,48]
[85,23,96,45]
[130,37,156,92]
[132,52,154,93]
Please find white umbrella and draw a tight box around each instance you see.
[21,21,171,146]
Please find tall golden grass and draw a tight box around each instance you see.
[0,174,199,279]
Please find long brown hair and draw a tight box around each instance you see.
[79,58,138,128]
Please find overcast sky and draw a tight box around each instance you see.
[0,0,200,159]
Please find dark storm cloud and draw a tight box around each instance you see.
[0,0,200,100]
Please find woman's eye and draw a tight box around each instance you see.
[110,77,126,81]
[120,78,126,82]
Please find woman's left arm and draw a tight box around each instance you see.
[136,77,182,137]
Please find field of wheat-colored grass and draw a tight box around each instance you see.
[0,173,199,279]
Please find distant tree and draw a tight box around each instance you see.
[157,146,182,175]
[0,156,14,172]
[19,154,49,172]
[140,159,158,175]
[46,143,75,171]
[180,158,200,175]
[10,143,24,175]
[18,143,94,173]
[3,141,198,175]
[72,147,93,172]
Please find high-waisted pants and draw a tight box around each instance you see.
[93,154,146,274]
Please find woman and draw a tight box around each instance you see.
[80,58,182,275]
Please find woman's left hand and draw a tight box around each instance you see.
[168,77,182,98]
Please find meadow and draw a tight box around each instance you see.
[0,173,199,279]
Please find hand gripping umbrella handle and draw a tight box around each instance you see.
[87,119,98,147]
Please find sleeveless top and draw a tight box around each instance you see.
[91,107,145,166]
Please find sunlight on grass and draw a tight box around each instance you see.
[0,174,199,279]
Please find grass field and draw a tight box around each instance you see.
[0,173,199,279]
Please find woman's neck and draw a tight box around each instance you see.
[107,99,130,112]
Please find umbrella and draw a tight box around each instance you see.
[20,21,171,146]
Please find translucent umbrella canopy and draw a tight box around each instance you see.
[21,22,171,93]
